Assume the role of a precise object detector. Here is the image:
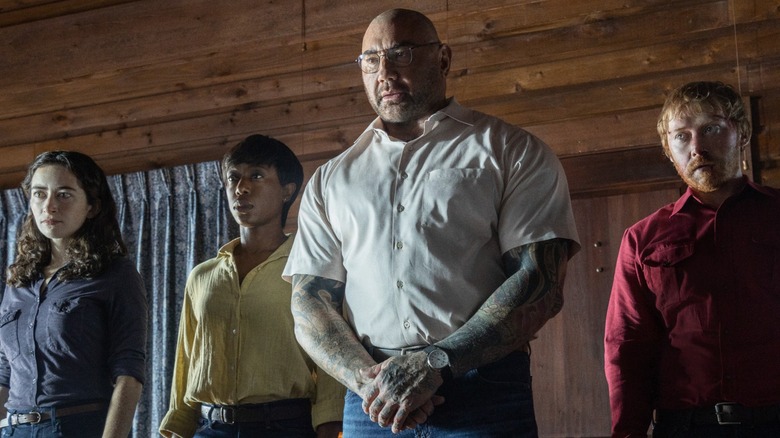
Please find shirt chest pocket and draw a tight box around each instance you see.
[421,168,495,241]
[0,309,22,361]
[641,243,695,310]
[46,298,89,353]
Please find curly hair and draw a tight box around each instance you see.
[6,151,127,286]
[657,81,751,157]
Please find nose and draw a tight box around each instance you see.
[689,134,707,157]
[234,178,250,195]
[41,195,57,212]
[376,56,398,81]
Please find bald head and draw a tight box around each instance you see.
[363,9,441,51]
[359,9,451,139]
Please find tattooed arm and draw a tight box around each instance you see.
[291,274,444,432]
[290,274,375,394]
[439,237,571,374]
[369,238,571,432]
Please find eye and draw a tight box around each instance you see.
[389,47,410,62]
[31,190,46,199]
[56,191,73,199]
[362,54,380,67]
[252,172,264,180]
[703,125,721,135]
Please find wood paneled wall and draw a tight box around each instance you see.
[2,0,780,194]
[3,1,780,436]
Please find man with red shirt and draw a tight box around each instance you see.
[604,81,780,437]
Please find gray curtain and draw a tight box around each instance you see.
[0,161,238,437]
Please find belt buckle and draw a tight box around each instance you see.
[399,346,425,355]
[218,406,235,425]
[13,411,42,425]
[715,402,742,425]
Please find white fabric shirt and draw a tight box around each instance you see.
[284,100,579,349]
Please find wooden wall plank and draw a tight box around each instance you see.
[0,0,304,87]
[0,0,136,27]
[561,146,680,198]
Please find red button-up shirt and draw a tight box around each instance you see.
[604,179,780,437]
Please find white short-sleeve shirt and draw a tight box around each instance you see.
[284,100,579,349]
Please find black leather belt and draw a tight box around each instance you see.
[655,402,780,426]
[200,399,311,424]
[0,402,106,428]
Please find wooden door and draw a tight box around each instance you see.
[532,188,682,437]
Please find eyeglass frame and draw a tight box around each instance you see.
[355,41,442,74]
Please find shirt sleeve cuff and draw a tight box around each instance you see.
[159,408,198,438]
[311,396,345,429]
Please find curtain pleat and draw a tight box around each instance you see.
[0,160,237,437]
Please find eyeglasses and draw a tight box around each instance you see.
[355,42,442,74]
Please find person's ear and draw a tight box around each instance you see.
[87,200,101,219]
[282,183,297,203]
[439,44,452,76]
[740,132,751,147]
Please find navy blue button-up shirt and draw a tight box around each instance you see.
[0,257,147,409]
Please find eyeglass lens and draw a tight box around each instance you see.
[359,47,414,73]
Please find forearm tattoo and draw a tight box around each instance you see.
[439,238,570,374]
[291,274,373,391]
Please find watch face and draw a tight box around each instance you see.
[427,348,449,369]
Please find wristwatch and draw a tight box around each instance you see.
[423,345,452,380]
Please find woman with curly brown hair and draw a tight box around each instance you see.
[0,150,147,437]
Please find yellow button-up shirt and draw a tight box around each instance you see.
[159,235,345,437]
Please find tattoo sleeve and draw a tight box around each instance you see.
[438,238,570,375]
[290,274,375,393]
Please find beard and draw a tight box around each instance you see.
[370,92,429,123]
[366,67,443,124]
[675,153,740,193]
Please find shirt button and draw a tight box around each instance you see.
[397,280,404,288]
[232,329,237,334]
[401,172,408,179]
[397,204,405,212]
[396,242,404,249]
[403,321,411,329]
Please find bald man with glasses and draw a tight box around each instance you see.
[284,8,580,437]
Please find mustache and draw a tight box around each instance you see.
[377,84,408,97]
[686,157,714,173]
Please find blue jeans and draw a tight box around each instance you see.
[193,417,315,437]
[343,351,538,437]
[0,410,106,438]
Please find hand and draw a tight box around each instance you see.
[398,394,445,431]
[358,352,444,433]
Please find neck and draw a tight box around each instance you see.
[238,225,287,254]
[384,120,426,142]
[48,240,68,268]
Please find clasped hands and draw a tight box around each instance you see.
[358,352,446,433]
